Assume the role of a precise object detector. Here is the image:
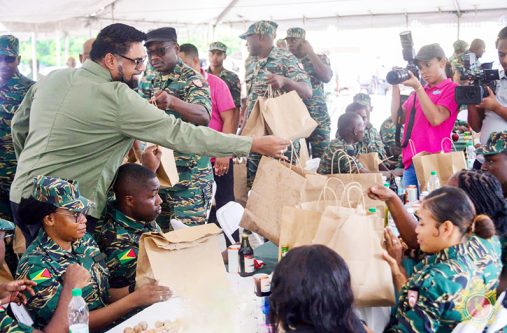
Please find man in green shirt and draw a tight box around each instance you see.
[10,23,289,244]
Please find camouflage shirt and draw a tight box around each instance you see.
[138,61,213,191]
[95,206,161,289]
[355,124,388,161]
[0,306,33,332]
[16,230,109,328]
[0,72,34,183]
[245,47,311,115]
[380,117,403,166]
[300,54,329,105]
[387,236,501,333]
[317,136,364,174]
[206,67,241,108]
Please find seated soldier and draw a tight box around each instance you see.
[15,176,171,331]
[94,163,162,293]
[0,218,90,333]
[317,113,367,174]
[380,116,403,169]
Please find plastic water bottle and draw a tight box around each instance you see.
[427,171,441,193]
[68,288,89,333]
[466,142,476,170]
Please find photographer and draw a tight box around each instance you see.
[468,27,507,145]
[391,44,459,187]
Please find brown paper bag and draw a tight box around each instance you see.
[299,138,310,166]
[155,146,179,188]
[233,158,248,207]
[357,152,381,172]
[278,206,322,260]
[136,224,228,294]
[412,151,466,191]
[261,90,318,140]
[240,157,307,244]
[241,98,268,137]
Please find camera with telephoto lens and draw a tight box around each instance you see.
[455,52,500,105]
[386,31,420,85]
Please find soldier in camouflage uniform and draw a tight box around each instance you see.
[285,27,332,159]
[380,116,404,169]
[137,27,213,229]
[449,40,468,83]
[479,131,507,196]
[241,21,312,187]
[317,113,366,174]
[0,35,34,220]
[94,164,161,291]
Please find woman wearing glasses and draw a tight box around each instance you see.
[15,175,171,332]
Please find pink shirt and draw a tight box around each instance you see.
[401,78,459,169]
[200,69,235,133]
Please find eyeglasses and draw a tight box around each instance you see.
[54,211,86,223]
[146,46,173,58]
[0,56,16,63]
[116,54,147,69]
[0,233,13,240]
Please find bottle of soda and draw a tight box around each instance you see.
[68,288,89,333]
[239,233,254,277]
[427,171,441,192]
[466,141,476,170]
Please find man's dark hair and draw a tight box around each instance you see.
[179,43,199,60]
[113,163,157,197]
[345,102,367,114]
[496,26,507,47]
[337,112,362,138]
[90,23,147,61]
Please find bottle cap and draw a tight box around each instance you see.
[384,182,390,187]
[368,207,377,213]
[71,288,82,297]
[430,171,437,175]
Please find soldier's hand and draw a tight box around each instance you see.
[384,228,404,265]
[133,278,172,307]
[214,157,230,176]
[367,185,396,203]
[266,74,286,90]
[141,145,162,172]
[63,264,91,290]
[251,136,291,160]
[0,279,36,305]
[154,90,177,110]
[299,40,314,55]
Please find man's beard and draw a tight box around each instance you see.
[117,65,138,89]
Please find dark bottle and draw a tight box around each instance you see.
[239,233,254,277]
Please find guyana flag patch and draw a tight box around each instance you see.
[29,268,52,283]
[117,248,136,264]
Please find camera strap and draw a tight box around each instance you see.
[400,95,417,148]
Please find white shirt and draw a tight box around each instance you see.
[480,70,507,144]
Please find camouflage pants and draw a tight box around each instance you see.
[307,104,331,159]
[247,139,301,188]
[156,179,213,231]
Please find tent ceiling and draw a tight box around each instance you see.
[0,0,506,34]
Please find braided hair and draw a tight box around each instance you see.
[456,169,507,236]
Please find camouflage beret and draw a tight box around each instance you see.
[239,20,278,39]
[353,93,372,107]
[453,40,469,53]
[32,175,94,213]
[286,27,306,39]
[477,131,507,156]
[0,218,14,232]
[209,41,227,53]
[0,35,19,57]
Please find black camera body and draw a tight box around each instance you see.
[455,53,500,105]
[386,31,420,85]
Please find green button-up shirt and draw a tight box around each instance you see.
[10,60,252,218]
[0,306,33,332]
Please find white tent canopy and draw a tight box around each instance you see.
[1,0,506,35]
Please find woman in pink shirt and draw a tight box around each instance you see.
[390,44,459,189]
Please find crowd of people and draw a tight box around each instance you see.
[0,17,505,333]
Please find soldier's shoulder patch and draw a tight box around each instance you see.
[29,268,52,283]
[407,289,419,308]
[117,248,136,264]
[192,79,203,88]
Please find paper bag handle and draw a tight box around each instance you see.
[340,182,367,209]
[331,151,359,174]
[441,136,456,152]
[409,139,417,157]
[316,177,344,205]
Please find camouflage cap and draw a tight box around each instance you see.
[239,20,278,39]
[32,175,94,213]
[209,41,227,53]
[0,35,19,57]
[0,218,14,232]
[477,131,507,156]
[353,93,371,107]
[453,40,469,54]
[285,27,306,39]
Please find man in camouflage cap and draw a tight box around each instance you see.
[137,27,214,229]
[285,27,333,159]
[0,35,34,221]
[241,21,312,186]
[449,40,468,83]
[479,131,507,196]
[207,41,241,131]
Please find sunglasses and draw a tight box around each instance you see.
[146,45,173,58]
[54,211,86,223]
[116,54,147,70]
[0,56,16,63]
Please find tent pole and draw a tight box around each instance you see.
[31,29,37,81]
[214,0,239,26]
